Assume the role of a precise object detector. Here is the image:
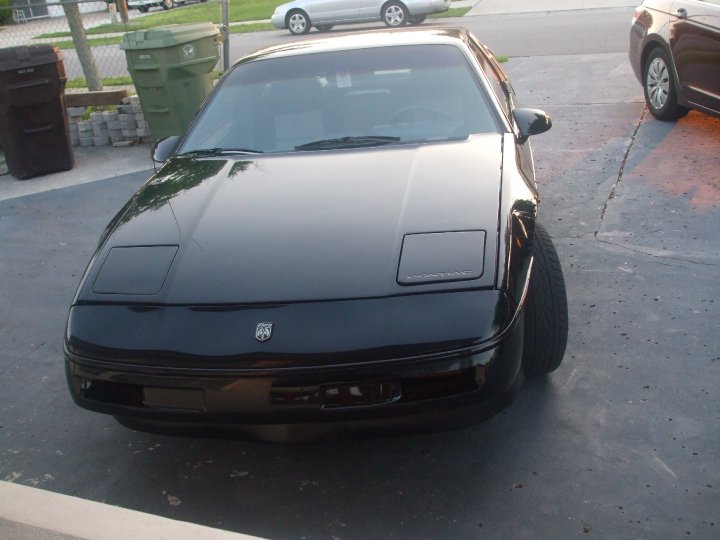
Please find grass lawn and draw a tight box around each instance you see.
[229,22,274,34]
[430,7,471,18]
[67,75,133,89]
[37,0,282,38]
[37,1,469,40]
[54,36,123,49]
[52,22,274,48]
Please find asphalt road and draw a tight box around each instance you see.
[1,7,719,540]
[226,7,635,65]
[55,7,635,79]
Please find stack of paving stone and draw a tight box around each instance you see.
[65,96,152,148]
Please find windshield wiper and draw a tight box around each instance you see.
[295,136,401,151]
[178,147,263,157]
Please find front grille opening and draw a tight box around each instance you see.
[81,379,144,407]
[402,368,479,402]
[270,368,482,410]
[322,381,401,408]
[80,379,205,411]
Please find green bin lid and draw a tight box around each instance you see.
[120,23,221,50]
[0,45,63,72]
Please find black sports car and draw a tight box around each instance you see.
[65,28,568,441]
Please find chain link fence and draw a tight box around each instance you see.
[0,0,227,91]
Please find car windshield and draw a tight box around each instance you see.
[178,44,501,155]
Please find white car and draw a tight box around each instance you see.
[127,0,184,13]
[271,0,451,35]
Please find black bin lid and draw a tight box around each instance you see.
[0,45,63,72]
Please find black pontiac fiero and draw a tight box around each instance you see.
[65,28,568,441]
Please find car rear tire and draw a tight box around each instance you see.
[522,223,568,379]
[138,6,149,12]
[408,15,426,24]
[162,0,174,10]
[316,25,333,32]
[287,10,311,35]
[382,2,408,27]
[643,47,689,121]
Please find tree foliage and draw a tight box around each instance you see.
[0,0,14,25]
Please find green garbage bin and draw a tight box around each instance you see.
[121,23,222,141]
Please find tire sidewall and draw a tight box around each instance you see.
[643,47,684,121]
[287,10,310,35]
[383,2,408,27]
[521,223,568,379]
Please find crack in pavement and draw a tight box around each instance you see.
[594,237,718,268]
[590,106,718,268]
[595,106,647,237]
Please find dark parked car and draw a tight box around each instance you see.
[629,0,720,120]
[65,28,567,441]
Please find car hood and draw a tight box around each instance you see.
[78,135,503,304]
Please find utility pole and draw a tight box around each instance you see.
[116,0,129,24]
[61,0,102,91]
[222,0,230,71]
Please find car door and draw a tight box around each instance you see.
[357,0,382,20]
[309,0,361,23]
[670,0,720,112]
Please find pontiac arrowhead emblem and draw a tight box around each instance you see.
[255,322,273,342]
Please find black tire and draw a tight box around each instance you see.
[316,25,333,32]
[643,47,689,121]
[522,223,568,379]
[287,10,311,35]
[408,15,426,24]
[138,6,149,12]
[382,1,408,27]
[161,0,174,10]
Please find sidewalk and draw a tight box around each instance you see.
[0,142,154,202]
[467,0,635,16]
[0,0,636,47]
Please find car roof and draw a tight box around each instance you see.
[234,27,474,66]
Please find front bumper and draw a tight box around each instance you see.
[271,11,287,30]
[65,290,526,439]
[66,316,524,440]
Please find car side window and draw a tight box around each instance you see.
[468,38,512,119]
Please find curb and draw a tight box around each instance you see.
[0,481,266,540]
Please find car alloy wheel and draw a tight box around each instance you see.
[646,56,669,111]
[287,11,310,35]
[643,48,688,121]
[383,2,407,27]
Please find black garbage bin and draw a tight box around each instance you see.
[0,45,74,179]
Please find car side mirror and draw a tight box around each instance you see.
[151,135,181,165]
[513,108,552,143]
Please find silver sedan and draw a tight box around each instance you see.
[271,0,451,35]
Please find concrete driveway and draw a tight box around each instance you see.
[0,5,718,540]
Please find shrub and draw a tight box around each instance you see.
[0,0,14,25]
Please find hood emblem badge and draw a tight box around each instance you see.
[255,322,274,343]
